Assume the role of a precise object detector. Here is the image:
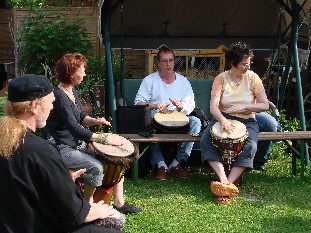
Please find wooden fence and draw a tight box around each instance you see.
[0,7,103,81]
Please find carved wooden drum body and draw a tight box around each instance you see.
[88,134,138,188]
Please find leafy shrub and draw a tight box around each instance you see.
[270,109,301,160]
[7,0,70,8]
[7,0,98,9]
[85,51,132,86]
[77,52,132,104]
[17,9,92,75]
[278,109,301,132]
[85,56,106,87]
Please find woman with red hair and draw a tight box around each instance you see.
[45,52,141,215]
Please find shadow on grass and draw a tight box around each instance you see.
[122,158,311,233]
[124,159,311,211]
[121,151,311,232]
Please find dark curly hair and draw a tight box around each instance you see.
[54,53,87,84]
[225,42,254,69]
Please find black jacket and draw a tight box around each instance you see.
[0,130,90,233]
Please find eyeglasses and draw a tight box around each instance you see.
[160,59,174,64]
[240,62,253,68]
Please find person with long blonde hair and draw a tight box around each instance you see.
[0,74,124,233]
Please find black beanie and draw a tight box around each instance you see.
[8,74,53,102]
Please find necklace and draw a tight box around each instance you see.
[228,70,242,86]
[60,84,76,104]
[60,84,73,95]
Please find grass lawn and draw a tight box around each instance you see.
[1,95,309,232]
[121,144,311,233]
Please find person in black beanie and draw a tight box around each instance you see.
[0,74,124,233]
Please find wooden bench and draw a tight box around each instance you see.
[121,131,311,184]
[121,78,310,183]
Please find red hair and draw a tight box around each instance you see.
[54,53,87,84]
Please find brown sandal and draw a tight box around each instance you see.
[210,181,239,197]
[215,196,231,204]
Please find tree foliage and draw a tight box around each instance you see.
[17,9,92,75]
[6,0,70,8]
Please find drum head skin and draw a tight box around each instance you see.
[153,111,189,127]
[91,134,135,157]
[87,134,138,188]
[211,120,247,139]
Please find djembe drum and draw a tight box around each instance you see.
[152,111,190,165]
[210,120,248,186]
[152,111,190,134]
[211,120,248,167]
[87,134,138,204]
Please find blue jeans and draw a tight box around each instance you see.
[150,116,201,166]
[58,144,104,187]
[254,112,278,164]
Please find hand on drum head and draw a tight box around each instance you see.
[107,134,123,146]
[85,200,116,222]
[169,98,183,111]
[220,118,235,132]
[157,102,170,113]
